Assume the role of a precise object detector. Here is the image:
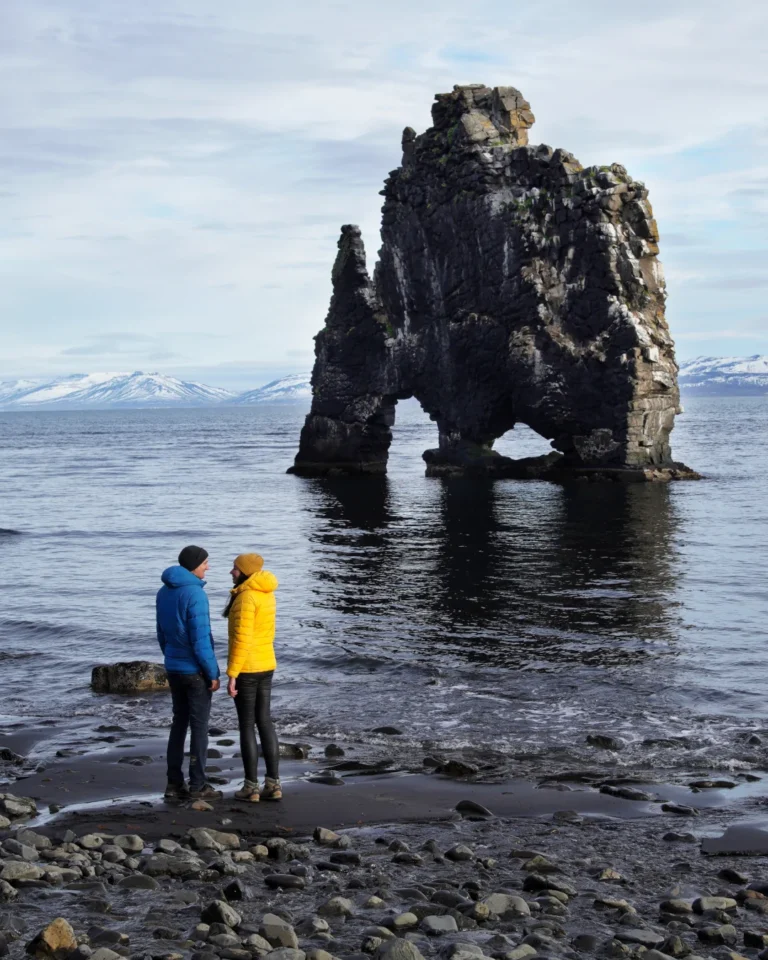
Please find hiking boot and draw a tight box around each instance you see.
[164,781,189,801]
[234,780,260,803]
[260,777,282,801]
[189,784,223,800]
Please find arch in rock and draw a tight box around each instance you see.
[290,85,697,482]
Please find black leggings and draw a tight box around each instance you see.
[234,671,280,782]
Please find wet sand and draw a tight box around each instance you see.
[0,731,752,844]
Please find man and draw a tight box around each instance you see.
[156,544,221,800]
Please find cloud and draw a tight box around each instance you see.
[2,0,768,373]
[60,332,178,357]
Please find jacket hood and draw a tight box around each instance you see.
[231,570,278,596]
[161,565,206,589]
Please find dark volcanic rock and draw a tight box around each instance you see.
[290,84,697,483]
[91,661,168,693]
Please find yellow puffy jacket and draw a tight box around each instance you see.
[226,570,278,677]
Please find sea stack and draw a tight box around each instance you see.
[290,84,697,482]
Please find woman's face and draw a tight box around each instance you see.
[230,564,241,584]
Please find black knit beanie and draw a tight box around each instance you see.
[178,545,208,572]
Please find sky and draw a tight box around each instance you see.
[1,0,767,390]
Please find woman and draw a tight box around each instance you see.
[224,552,281,802]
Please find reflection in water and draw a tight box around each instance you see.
[305,476,679,672]
[295,472,691,775]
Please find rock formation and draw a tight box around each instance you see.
[91,661,168,694]
[290,84,697,481]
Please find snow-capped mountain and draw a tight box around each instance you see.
[679,356,768,394]
[0,372,234,408]
[231,373,312,404]
[0,378,46,405]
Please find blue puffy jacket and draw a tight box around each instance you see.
[156,566,220,682]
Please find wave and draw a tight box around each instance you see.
[0,618,121,644]
[0,650,36,661]
[0,528,21,537]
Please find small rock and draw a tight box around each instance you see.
[371,727,402,735]
[660,900,693,915]
[330,850,361,866]
[313,827,341,846]
[317,896,354,918]
[118,874,158,890]
[445,844,474,862]
[15,829,51,850]
[393,914,419,931]
[0,880,17,902]
[481,894,531,918]
[505,947,538,960]
[223,879,250,901]
[264,874,305,891]
[693,897,737,914]
[264,950,305,960]
[260,915,299,950]
[663,832,697,843]
[662,803,699,816]
[188,828,240,851]
[422,916,458,935]
[191,800,213,812]
[0,794,37,820]
[0,862,44,882]
[455,800,494,819]
[26,919,77,959]
[392,853,423,866]
[697,925,738,946]
[201,901,242,928]
[552,810,583,823]
[376,941,425,960]
[112,835,144,852]
[688,780,736,789]
[614,930,666,948]
[243,935,273,955]
[78,833,108,850]
[719,868,749,884]
[88,951,122,960]
[438,761,478,778]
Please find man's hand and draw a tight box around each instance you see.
[209,678,220,693]
[228,676,238,698]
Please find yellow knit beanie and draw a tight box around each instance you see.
[234,553,264,577]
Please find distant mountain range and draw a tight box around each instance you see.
[0,358,765,409]
[232,373,312,405]
[0,372,234,408]
[0,371,314,409]
[678,356,768,394]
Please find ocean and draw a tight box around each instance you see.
[0,396,767,787]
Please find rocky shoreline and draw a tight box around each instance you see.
[3,783,768,960]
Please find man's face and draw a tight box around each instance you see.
[192,558,209,579]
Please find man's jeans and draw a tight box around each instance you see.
[166,672,211,790]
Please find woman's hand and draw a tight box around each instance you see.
[228,676,238,698]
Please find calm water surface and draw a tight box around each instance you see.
[0,397,766,783]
